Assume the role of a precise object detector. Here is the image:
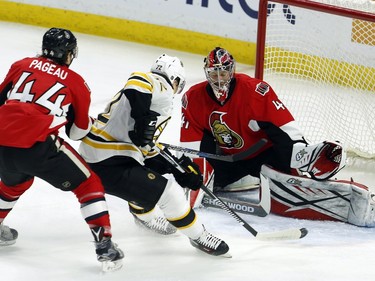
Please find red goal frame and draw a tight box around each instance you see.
[255,0,375,79]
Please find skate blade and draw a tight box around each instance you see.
[220,251,232,258]
[221,184,260,192]
[0,240,16,246]
[101,259,123,272]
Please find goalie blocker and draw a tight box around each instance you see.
[261,165,375,227]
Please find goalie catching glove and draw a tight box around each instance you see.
[290,140,346,180]
[170,154,203,191]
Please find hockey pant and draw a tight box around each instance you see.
[261,165,375,227]
[90,156,204,239]
[0,135,112,237]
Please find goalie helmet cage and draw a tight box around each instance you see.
[255,0,375,164]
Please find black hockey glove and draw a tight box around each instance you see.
[129,114,159,147]
[173,155,203,191]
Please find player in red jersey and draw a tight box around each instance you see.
[179,47,375,228]
[0,28,123,270]
[181,47,345,189]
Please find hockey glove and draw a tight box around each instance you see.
[173,155,203,191]
[129,114,159,147]
[291,141,346,181]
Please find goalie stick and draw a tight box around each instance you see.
[187,170,270,217]
[158,138,268,162]
[154,144,308,240]
[199,177,308,240]
[200,176,270,217]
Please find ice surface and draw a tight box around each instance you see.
[0,22,374,281]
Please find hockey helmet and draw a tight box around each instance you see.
[42,28,78,62]
[151,54,186,94]
[204,47,235,103]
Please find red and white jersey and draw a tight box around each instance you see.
[180,73,304,158]
[0,57,92,148]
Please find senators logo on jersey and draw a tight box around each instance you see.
[209,111,243,149]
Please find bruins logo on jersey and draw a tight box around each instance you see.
[209,111,243,149]
[148,172,156,180]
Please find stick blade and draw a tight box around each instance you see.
[255,227,308,241]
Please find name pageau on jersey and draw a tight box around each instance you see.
[0,57,92,148]
[79,71,174,165]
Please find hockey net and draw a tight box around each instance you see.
[255,0,375,166]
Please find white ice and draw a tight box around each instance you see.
[0,22,374,281]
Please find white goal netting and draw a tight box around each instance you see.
[256,0,375,163]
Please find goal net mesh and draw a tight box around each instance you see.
[256,0,375,163]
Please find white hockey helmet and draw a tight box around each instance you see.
[151,54,186,94]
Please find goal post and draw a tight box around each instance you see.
[255,0,375,160]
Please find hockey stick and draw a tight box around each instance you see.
[201,173,270,217]
[158,138,268,162]
[189,170,270,217]
[199,179,308,240]
[154,144,308,240]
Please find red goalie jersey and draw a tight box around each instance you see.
[0,57,92,148]
[180,73,304,158]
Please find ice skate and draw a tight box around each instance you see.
[0,223,18,246]
[216,175,260,192]
[95,237,124,272]
[92,227,124,272]
[189,226,231,257]
[133,214,177,235]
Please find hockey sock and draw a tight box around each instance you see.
[0,179,34,222]
[72,173,112,237]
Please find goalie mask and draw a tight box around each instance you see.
[151,54,186,95]
[204,47,235,103]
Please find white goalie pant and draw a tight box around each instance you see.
[260,165,375,227]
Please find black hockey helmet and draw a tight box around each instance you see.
[42,28,78,61]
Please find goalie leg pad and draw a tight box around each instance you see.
[348,183,375,227]
[261,165,375,226]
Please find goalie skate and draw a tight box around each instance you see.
[217,175,260,192]
[189,225,231,257]
[133,214,177,235]
[0,223,18,246]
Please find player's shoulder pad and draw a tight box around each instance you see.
[254,81,270,96]
[125,71,153,93]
